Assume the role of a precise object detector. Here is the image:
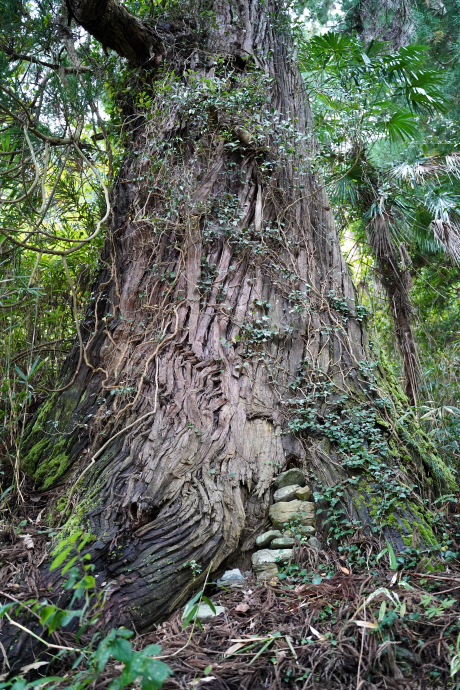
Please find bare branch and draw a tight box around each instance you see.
[1,45,91,72]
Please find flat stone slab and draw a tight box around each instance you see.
[255,530,282,547]
[274,484,302,503]
[308,536,322,550]
[269,500,315,531]
[196,602,225,622]
[271,537,295,548]
[274,468,306,490]
[216,568,246,588]
[255,563,279,580]
[295,485,312,501]
[252,548,293,568]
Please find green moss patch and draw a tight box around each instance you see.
[22,436,72,489]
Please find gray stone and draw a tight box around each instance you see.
[308,536,322,550]
[271,537,295,548]
[274,484,302,503]
[274,468,306,490]
[269,500,315,530]
[252,548,293,568]
[255,563,279,580]
[196,602,225,622]
[255,530,282,547]
[216,568,246,588]
[295,485,312,501]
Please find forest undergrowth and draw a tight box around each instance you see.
[2,480,460,689]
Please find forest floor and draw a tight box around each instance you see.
[1,488,460,689]
[148,560,460,690]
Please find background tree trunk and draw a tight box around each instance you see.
[19,0,453,635]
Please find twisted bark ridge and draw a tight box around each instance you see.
[21,0,452,633]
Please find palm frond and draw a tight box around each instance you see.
[424,188,460,221]
[384,111,420,143]
[390,160,442,185]
[430,219,460,263]
[421,188,460,263]
[444,153,460,178]
[329,172,364,207]
[390,153,460,188]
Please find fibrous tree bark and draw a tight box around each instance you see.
[345,0,415,51]
[367,215,421,405]
[15,0,454,642]
[342,0,421,405]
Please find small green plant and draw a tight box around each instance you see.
[181,564,216,632]
[376,540,399,570]
[282,515,312,542]
[181,589,216,632]
[420,594,456,619]
[183,559,202,580]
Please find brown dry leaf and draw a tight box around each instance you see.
[0,641,10,670]
[19,661,48,673]
[235,603,250,613]
[351,620,379,630]
[309,626,327,641]
[229,637,269,643]
[339,566,350,575]
[224,641,249,657]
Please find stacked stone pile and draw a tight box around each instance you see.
[251,468,318,580]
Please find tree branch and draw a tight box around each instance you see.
[1,46,91,72]
[67,0,166,66]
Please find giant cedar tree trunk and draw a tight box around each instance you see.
[19,0,452,635]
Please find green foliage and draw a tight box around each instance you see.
[283,348,459,567]
[0,531,172,689]
[299,20,460,487]
[300,28,456,235]
[0,0,115,494]
[302,31,446,144]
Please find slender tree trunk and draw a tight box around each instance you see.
[17,0,453,640]
[368,215,421,405]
